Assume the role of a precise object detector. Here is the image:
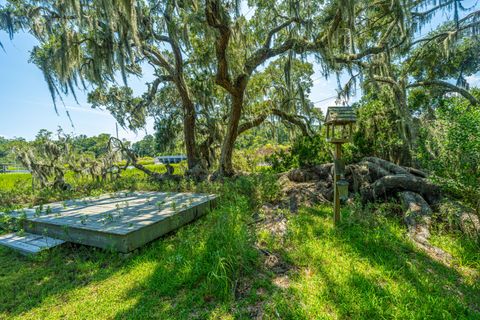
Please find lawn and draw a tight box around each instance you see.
[0,173,32,192]
[0,173,478,319]
[0,162,185,191]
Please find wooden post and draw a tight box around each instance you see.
[333,143,342,224]
[324,106,356,225]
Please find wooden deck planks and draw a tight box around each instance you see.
[0,232,65,255]
[1,191,217,253]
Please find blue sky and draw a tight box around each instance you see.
[0,1,478,141]
[0,30,157,141]
[0,29,346,142]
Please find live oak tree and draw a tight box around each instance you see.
[2,0,207,174]
[2,0,475,176]
[353,1,480,164]
[204,0,412,175]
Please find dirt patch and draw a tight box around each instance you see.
[273,275,290,289]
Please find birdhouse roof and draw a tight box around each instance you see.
[324,106,356,125]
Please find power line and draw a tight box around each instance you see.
[312,95,337,104]
[311,75,324,83]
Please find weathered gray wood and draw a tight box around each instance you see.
[0,232,65,255]
[3,192,217,253]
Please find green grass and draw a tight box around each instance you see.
[0,174,479,319]
[0,164,184,207]
[0,173,32,192]
[0,197,258,319]
[259,206,480,319]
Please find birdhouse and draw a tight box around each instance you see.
[325,106,357,143]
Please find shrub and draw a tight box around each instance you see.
[416,91,480,208]
[266,132,354,172]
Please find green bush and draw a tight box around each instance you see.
[351,93,407,163]
[266,132,355,172]
[416,91,480,208]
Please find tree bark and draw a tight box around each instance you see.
[402,166,428,178]
[407,80,479,107]
[361,174,441,204]
[271,108,311,136]
[180,92,199,170]
[438,201,480,240]
[400,191,432,243]
[363,157,411,175]
[219,92,244,176]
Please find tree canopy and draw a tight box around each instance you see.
[1,0,479,175]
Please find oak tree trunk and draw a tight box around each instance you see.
[175,75,199,171]
[183,101,198,170]
[219,93,244,176]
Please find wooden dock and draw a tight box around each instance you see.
[1,191,217,253]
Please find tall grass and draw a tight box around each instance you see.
[0,172,284,319]
[0,171,479,318]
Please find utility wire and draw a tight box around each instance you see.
[312,95,337,104]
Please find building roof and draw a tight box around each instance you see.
[324,106,357,125]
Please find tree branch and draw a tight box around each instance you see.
[407,80,479,106]
[237,114,269,135]
[271,108,311,136]
[370,76,398,86]
[205,0,235,94]
[411,19,480,47]
[262,18,298,48]
[164,3,185,77]
[236,108,312,136]
[152,32,172,44]
[411,0,455,19]
[110,137,181,181]
[143,46,175,75]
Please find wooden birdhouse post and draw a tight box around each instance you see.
[325,106,357,224]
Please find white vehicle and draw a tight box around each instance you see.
[154,155,187,164]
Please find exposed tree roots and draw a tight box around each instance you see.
[283,156,478,263]
[399,191,452,264]
[361,174,440,204]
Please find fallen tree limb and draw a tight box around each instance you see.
[400,191,432,243]
[402,166,428,178]
[356,160,390,181]
[287,163,334,183]
[284,157,477,242]
[345,163,370,193]
[110,137,182,182]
